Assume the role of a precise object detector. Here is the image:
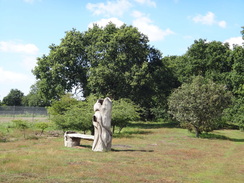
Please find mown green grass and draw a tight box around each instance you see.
[0,120,243,183]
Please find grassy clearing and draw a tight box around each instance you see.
[0,120,243,183]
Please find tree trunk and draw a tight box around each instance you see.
[112,125,115,134]
[195,130,200,138]
[193,126,200,138]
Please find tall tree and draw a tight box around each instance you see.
[223,28,244,129]
[33,29,89,101]
[169,39,232,84]
[2,89,24,106]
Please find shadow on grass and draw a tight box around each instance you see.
[78,145,154,152]
[111,149,154,152]
[200,133,244,142]
[79,145,92,148]
[113,130,152,138]
[128,121,179,129]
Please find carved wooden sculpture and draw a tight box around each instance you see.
[92,97,112,152]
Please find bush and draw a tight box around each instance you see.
[48,93,79,115]
[223,97,244,131]
[48,94,96,133]
[112,98,140,133]
[168,76,232,137]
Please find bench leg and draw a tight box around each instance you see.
[65,137,81,147]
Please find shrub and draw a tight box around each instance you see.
[168,76,232,137]
[48,94,96,133]
[112,98,140,133]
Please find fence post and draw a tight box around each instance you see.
[12,106,15,119]
[32,106,34,122]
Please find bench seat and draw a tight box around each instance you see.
[64,131,94,147]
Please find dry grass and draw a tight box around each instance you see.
[0,121,244,183]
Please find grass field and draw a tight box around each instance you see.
[0,120,243,183]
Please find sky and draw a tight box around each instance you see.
[0,0,243,100]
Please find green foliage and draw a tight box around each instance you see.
[169,39,232,84]
[31,24,243,127]
[112,98,140,133]
[168,76,233,137]
[48,94,96,132]
[35,122,49,135]
[166,36,244,130]
[22,84,50,107]
[33,23,177,119]
[224,96,244,131]
[48,93,79,115]
[48,93,140,133]
[33,28,88,100]
[12,120,29,138]
[223,45,244,129]
[2,89,24,106]
[225,45,244,93]
[62,95,97,133]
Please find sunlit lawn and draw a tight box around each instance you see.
[0,121,244,183]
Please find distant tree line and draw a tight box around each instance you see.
[1,23,243,134]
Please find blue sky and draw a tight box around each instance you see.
[0,0,243,100]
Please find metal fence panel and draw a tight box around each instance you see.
[0,106,48,117]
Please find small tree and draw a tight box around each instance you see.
[35,122,49,135]
[112,98,140,133]
[168,76,232,137]
[12,120,29,138]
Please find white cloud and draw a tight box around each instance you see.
[193,12,215,25]
[218,20,227,28]
[192,12,227,28]
[86,0,132,17]
[0,41,39,55]
[132,11,174,42]
[0,67,35,99]
[0,67,30,84]
[224,36,243,49]
[134,0,156,7]
[88,18,124,28]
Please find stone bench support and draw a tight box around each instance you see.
[64,131,94,147]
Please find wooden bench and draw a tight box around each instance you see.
[64,131,94,147]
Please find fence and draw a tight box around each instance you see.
[0,106,49,122]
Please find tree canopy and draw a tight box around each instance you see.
[165,39,232,84]
[168,76,233,137]
[2,89,24,106]
[33,23,178,119]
